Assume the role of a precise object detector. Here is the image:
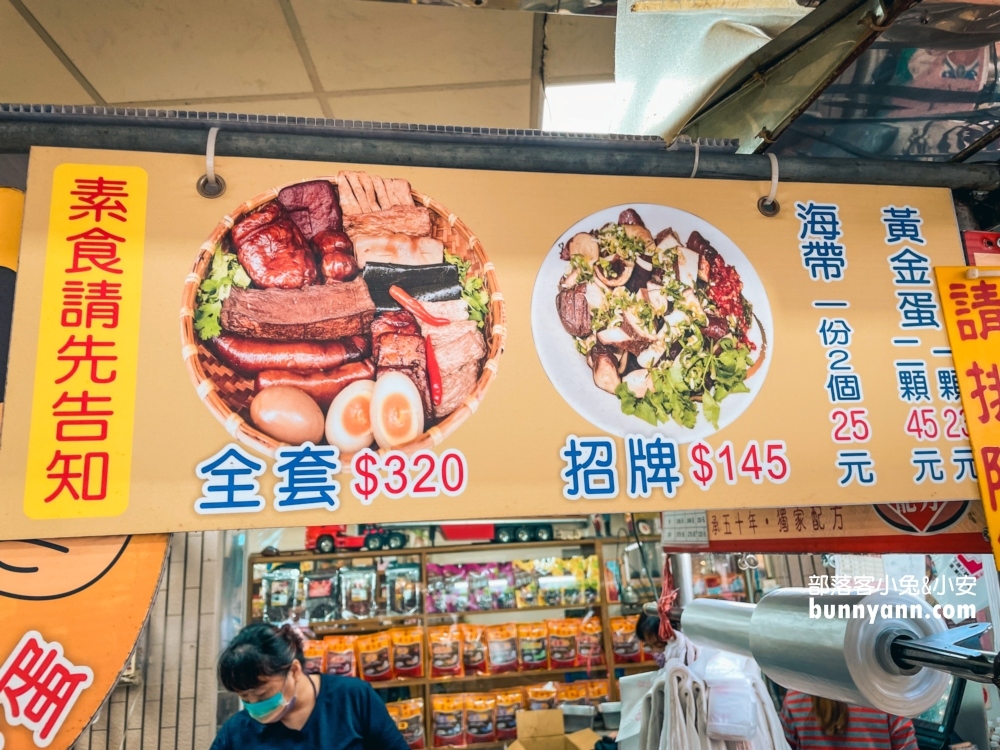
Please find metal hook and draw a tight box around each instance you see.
[196,127,225,198]
[758,153,779,216]
[690,140,700,179]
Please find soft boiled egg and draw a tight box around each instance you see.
[325,380,375,453]
[370,372,425,449]
[250,386,325,445]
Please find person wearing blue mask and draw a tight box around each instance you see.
[211,623,408,750]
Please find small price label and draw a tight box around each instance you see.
[350,448,468,504]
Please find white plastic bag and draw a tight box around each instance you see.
[706,677,758,742]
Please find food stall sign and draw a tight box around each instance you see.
[0,148,981,539]
[690,500,989,554]
[937,266,1000,567]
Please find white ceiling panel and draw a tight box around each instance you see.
[20,0,314,103]
[0,2,94,104]
[293,0,535,92]
[327,82,531,129]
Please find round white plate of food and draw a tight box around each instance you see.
[531,203,773,443]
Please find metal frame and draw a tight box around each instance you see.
[1,104,998,190]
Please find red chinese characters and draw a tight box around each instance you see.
[948,279,1000,340]
[0,631,94,748]
[45,176,130,505]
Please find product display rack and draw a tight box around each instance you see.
[247,535,662,745]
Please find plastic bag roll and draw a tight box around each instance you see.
[750,589,949,717]
[682,589,950,717]
[681,598,754,656]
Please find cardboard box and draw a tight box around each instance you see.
[509,709,601,750]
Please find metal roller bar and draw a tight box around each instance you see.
[1,105,999,190]
[889,623,1000,688]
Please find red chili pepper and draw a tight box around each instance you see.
[424,336,443,406]
[388,285,450,326]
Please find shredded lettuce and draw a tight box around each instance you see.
[614,338,753,429]
[194,245,251,340]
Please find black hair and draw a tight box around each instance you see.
[218,623,305,693]
[635,612,661,645]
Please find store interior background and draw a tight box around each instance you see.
[3,2,1000,749]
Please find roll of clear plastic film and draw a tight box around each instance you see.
[682,589,951,717]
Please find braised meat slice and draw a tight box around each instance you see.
[343,206,433,238]
[277,180,342,239]
[220,279,375,340]
[557,283,591,337]
[231,201,317,289]
[375,333,432,419]
[371,311,420,361]
[423,318,487,419]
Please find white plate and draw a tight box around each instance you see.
[531,203,774,443]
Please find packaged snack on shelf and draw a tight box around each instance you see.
[534,559,564,608]
[262,568,300,624]
[356,632,393,682]
[464,693,496,746]
[586,680,609,706]
[577,616,604,668]
[466,565,493,611]
[390,627,425,679]
[302,640,326,674]
[385,563,422,616]
[584,556,600,604]
[562,558,585,606]
[557,682,588,706]
[426,564,446,614]
[513,561,538,608]
[491,563,516,610]
[493,689,523,741]
[517,623,549,671]
[302,571,338,623]
[443,565,469,613]
[388,699,426,749]
[432,694,466,748]
[428,626,463,678]
[324,635,357,677]
[460,624,489,676]
[526,682,558,711]
[611,615,641,664]
[339,567,377,620]
[485,624,518,674]
[546,619,579,669]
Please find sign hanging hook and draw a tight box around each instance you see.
[196,127,226,199]
[758,153,780,217]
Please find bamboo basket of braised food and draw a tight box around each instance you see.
[180,171,505,458]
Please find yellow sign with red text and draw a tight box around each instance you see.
[937,267,1000,566]
[23,164,147,519]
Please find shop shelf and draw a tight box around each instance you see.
[424,602,604,618]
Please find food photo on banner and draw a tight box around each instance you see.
[0,147,983,538]
[2,146,1000,750]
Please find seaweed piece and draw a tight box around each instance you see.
[362,262,462,312]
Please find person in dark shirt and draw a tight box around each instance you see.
[211,623,408,750]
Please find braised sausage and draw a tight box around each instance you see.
[255,360,375,409]
[212,334,369,375]
[313,230,359,282]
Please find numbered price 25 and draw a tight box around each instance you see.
[350,449,468,504]
[686,440,790,490]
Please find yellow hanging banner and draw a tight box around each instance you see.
[936,266,1000,567]
[22,164,147,519]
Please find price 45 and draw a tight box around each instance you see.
[686,440,790,490]
[350,449,468,505]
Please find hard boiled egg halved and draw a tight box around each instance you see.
[371,372,425,449]
[325,380,376,453]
